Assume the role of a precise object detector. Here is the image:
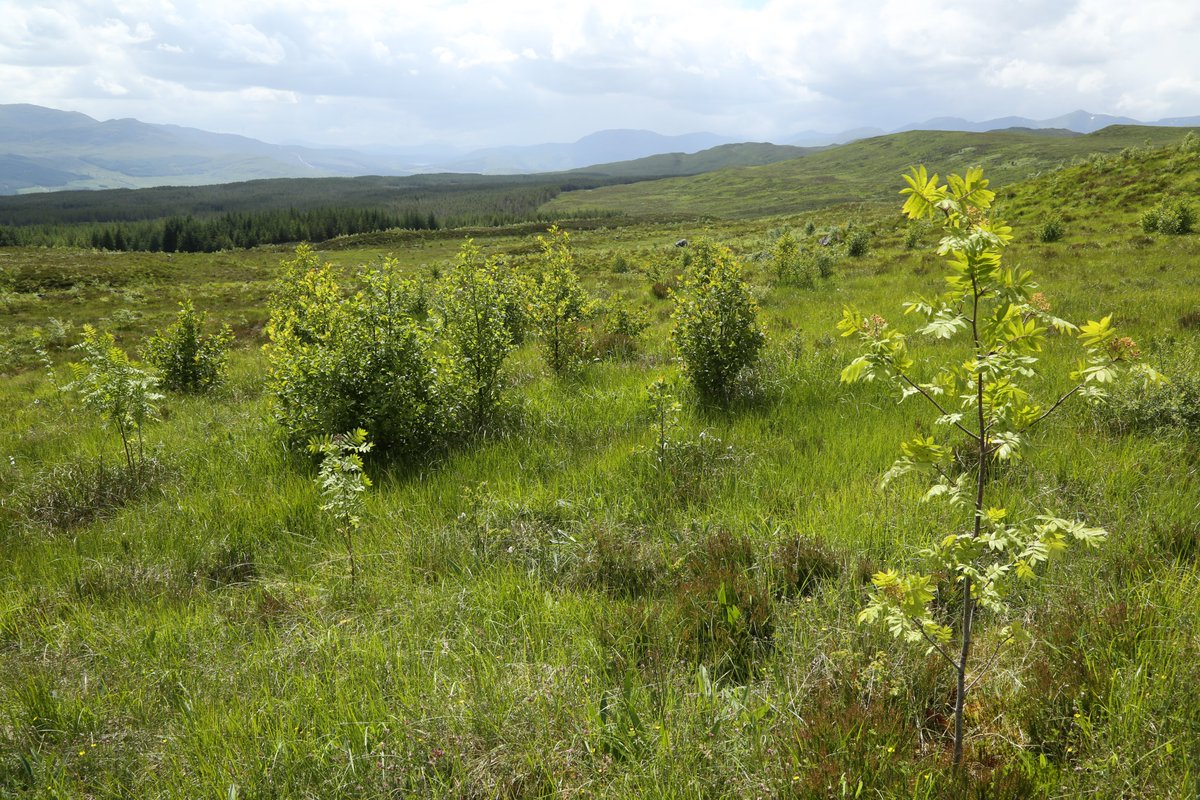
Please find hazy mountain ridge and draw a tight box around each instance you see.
[788,110,1200,147]
[3,103,1200,194]
[0,105,739,193]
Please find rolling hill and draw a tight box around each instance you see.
[543,125,1200,219]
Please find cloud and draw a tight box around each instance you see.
[0,0,1197,147]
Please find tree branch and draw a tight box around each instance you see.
[899,373,979,441]
[964,632,1016,695]
[918,625,961,671]
[1022,383,1082,433]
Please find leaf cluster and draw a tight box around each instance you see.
[435,239,518,427]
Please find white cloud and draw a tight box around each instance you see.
[0,0,1197,147]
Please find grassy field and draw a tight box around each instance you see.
[2,136,1199,797]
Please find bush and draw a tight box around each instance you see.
[532,226,596,375]
[1037,214,1065,243]
[1099,337,1200,434]
[812,249,838,279]
[670,240,766,405]
[771,230,809,286]
[1141,197,1196,234]
[144,300,234,393]
[436,239,517,428]
[264,245,449,456]
[67,326,161,473]
[845,229,871,257]
[595,293,649,359]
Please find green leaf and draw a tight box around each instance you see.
[900,166,943,220]
[840,356,872,384]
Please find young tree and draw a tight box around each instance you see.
[840,167,1162,771]
[68,326,162,474]
[437,239,517,429]
[308,429,372,587]
[533,225,595,375]
[264,246,443,456]
[145,300,235,393]
[670,240,766,405]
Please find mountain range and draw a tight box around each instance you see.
[3,103,1200,195]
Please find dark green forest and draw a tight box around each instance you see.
[0,173,627,252]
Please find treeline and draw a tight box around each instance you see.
[0,207,436,253]
[0,174,617,227]
[0,174,628,252]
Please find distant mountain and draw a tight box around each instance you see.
[444,130,735,174]
[0,105,742,193]
[569,142,815,178]
[785,127,884,147]
[892,110,1142,134]
[5,103,1200,196]
[787,110,1200,147]
[0,103,432,192]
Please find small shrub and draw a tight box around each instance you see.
[1141,197,1196,234]
[644,379,682,468]
[594,293,650,360]
[812,249,838,279]
[43,317,74,349]
[845,229,871,257]
[670,240,766,405]
[67,326,161,474]
[771,230,809,286]
[1098,337,1200,434]
[264,245,447,455]
[532,226,596,375]
[1037,214,1065,243]
[145,300,234,393]
[436,239,517,428]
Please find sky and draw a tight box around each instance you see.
[2,0,1199,150]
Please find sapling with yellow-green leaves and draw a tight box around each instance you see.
[308,428,372,587]
[840,166,1163,771]
[68,325,162,475]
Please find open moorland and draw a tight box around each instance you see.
[2,129,1199,798]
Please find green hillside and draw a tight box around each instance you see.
[545,125,1200,219]
[570,142,815,178]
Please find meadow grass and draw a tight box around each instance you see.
[2,146,1199,797]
